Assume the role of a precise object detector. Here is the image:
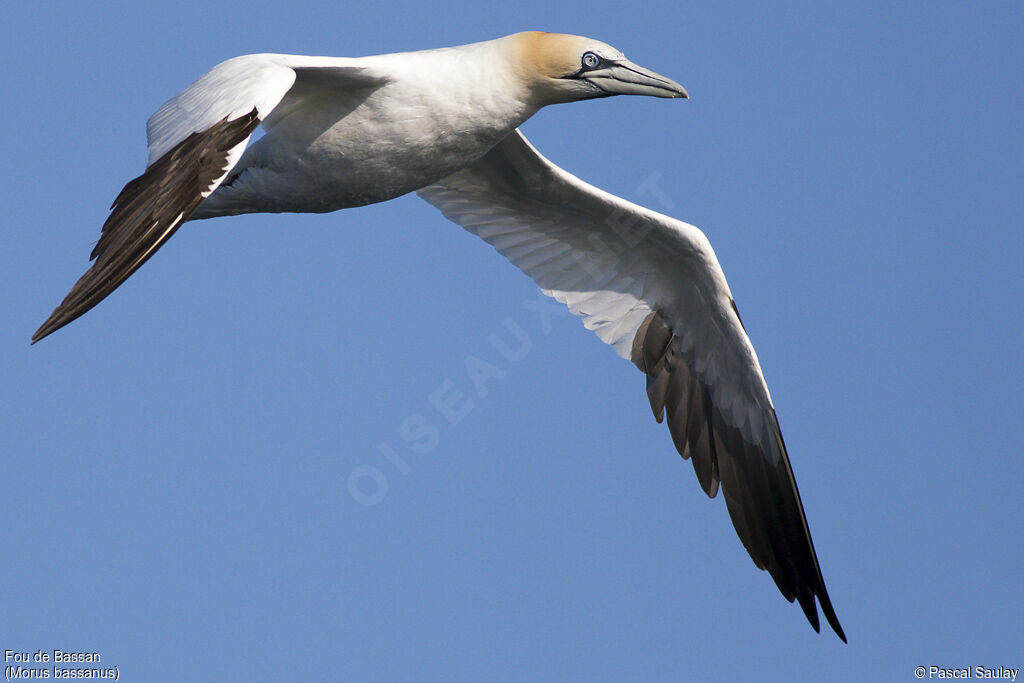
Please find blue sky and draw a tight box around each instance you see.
[2,1,1021,680]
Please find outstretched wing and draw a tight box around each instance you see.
[418,129,845,641]
[32,54,387,343]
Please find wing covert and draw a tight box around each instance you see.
[145,53,387,165]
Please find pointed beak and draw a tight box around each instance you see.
[583,59,688,99]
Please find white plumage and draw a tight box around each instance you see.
[33,31,844,641]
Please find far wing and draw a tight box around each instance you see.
[417,129,845,640]
[33,54,387,343]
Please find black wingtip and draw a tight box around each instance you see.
[32,305,76,343]
[30,109,262,347]
[826,611,848,643]
[32,312,65,344]
[796,589,821,633]
[31,266,114,344]
[630,309,848,642]
[818,589,847,643]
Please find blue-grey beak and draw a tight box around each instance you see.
[583,59,688,98]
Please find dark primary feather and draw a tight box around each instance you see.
[32,109,261,343]
[631,310,846,642]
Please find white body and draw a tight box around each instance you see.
[188,40,538,216]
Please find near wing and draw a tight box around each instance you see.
[417,129,845,640]
[32,54,387,343]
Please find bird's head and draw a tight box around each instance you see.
[507,31,688,106]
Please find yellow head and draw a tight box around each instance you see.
[504,31,688,105]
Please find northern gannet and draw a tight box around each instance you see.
[32,31,845,640]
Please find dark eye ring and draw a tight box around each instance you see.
[582,52,600,69]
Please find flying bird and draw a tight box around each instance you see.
[32,31,845,640]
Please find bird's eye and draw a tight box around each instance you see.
[582,52,600,69]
